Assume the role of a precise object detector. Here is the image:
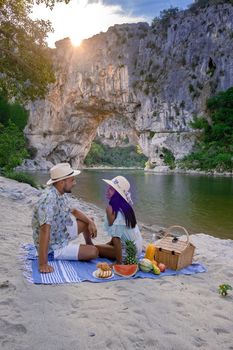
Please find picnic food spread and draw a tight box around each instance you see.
[145,242,156,261]
[124,240,138,265]
[94,227,196,279]
[95,262,112,278]
[113,264,138,277]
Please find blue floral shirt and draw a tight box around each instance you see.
[32,186,74,253]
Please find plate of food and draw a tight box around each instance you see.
[92,262,114,279]
[92,269,114,279]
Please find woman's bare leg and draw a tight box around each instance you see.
[95,244,116,260]
[96,238,122,263]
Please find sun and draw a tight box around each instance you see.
[70,36,82,47]
[31,1,146,48]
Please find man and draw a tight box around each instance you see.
[32,163,98,273]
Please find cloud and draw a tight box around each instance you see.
[86,0,193,19]
[31,0,193,47]
[32,0,147,47]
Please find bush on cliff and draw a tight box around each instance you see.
[189,0,233,11]
[180,87,233,172]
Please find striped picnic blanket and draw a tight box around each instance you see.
[21,244,207,285]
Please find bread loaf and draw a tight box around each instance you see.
[96,266,112,278]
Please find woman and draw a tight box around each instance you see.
[96,175,142,264]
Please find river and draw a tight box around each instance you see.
[31,169,233,240]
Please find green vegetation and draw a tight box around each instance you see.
[0,1,71,185]
[189,0,233,11]
[151,7,179,35]
[152,7,179,28]
[149,131,155,139]
[84,141,147,168]
[4,171,38,188]
[218,284,232,296]
[0,1,71,102]
[180,87,233,172]
[0,120,28,171]
[0,97,39,187]
[0,96,28,129]
[162,148,175,169]
[136,144,143,154]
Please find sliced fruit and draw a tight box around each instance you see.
[113,264,138,277]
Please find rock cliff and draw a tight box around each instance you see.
[25,3,233,169]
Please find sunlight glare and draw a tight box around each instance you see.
[70,37,82,47]
[31,0,146,48]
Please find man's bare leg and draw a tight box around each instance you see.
[77,220,94,245]
[78,244,98,261]
[76,219,99,260]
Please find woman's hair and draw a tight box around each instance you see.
[109,191,137,228]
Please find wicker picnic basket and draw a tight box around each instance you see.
[154,225,195,270]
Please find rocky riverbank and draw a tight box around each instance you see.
[15,160,232,177]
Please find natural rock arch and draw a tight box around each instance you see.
[24,5,233,169]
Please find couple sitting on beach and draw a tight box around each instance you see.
[32,163,143,273]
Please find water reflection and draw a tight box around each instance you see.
[31,169,233,239]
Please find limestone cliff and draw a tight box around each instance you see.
[24,3,233,169]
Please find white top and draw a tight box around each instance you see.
[104,210,143,258]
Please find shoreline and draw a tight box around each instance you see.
[72,166,233,177]
[0,176,233,349]
[16,161,232,177]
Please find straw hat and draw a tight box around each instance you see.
[47,163,81,185]
[102,176,131,203]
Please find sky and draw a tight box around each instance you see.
[31,0,194,47]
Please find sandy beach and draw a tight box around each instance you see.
[0,176,233,350]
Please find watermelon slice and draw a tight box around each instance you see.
[113,264,138,277]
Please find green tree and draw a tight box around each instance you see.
[189,0,233,11]
[0,95,28,130]
[84,142,105,166]
[0,120,29,170]
[84,141,147,168]
[0,0,71,102]
[151,7,179,29]
[180,87,233,172]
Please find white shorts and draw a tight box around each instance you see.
[53,215,80,260]
[53,243,80,260]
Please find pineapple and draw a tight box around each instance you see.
[124,240,138,265]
